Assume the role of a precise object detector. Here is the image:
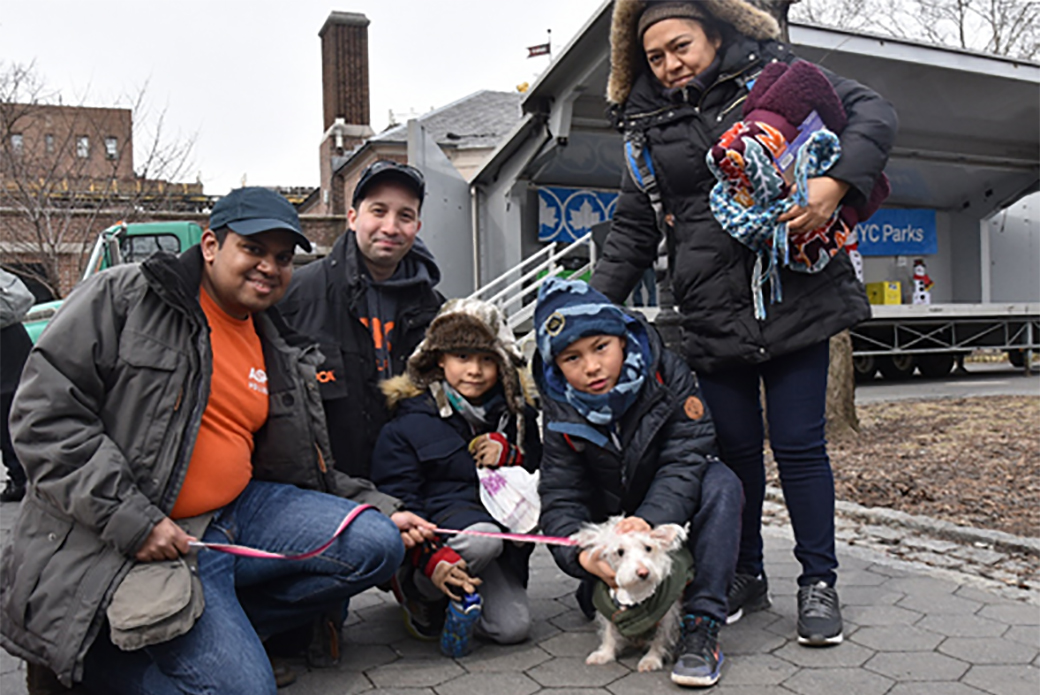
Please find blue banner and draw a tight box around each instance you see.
[538,186,618,243]
[855,209,937,256]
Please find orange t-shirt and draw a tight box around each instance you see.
[170,287,269,519]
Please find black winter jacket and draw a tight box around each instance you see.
[371,393,542,532]
[591,34,897,374]
[535,313,720,580]
[279,231,443,477]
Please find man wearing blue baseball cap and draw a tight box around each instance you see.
[3,186,433,694]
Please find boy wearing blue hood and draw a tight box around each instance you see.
[534,277,742,688]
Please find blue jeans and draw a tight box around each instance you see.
[82,481,404,695]
[682,462,743,623]
[697,341,837,587]
[630,268,658,307]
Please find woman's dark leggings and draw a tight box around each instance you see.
[697,340,837,587]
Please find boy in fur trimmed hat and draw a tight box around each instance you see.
[534,277,742,688]
[371,298,542,657]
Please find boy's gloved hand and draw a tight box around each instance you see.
[430,559,483,601]
[469,432,523,468]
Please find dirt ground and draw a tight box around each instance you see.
[767,395,1040,538]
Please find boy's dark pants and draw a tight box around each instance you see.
[681,462,742,623]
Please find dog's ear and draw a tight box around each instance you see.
[650,523,688,551]
[572,523,607,550]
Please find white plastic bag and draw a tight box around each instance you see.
[477,467,541,534]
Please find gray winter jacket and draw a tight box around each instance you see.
[1,246,400,685]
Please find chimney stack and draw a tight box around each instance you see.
[320,11,371,131]
[316,11,375,216]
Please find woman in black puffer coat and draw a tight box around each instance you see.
[589,0,898,647]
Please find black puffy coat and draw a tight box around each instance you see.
[591,27,897,374]
[279,231,443,477]
[371,391,542,532]
[535,313,720,580]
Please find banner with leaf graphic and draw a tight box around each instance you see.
[538,186,618,243]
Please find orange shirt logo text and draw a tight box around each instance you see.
[316,370,337,383]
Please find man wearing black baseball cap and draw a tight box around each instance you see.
[280,160,444,479]
[4,185,429,693]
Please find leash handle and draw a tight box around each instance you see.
[188,503,376,560]
[434,526,579,547]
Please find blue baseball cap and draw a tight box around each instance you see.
[209,187,312,252]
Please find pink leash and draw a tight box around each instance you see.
[188,503,376,560]
[434,527,579,547]
[187,503,580,560]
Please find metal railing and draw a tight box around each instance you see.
[468,232,595,332]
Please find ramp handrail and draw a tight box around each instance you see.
[468,232,595,331]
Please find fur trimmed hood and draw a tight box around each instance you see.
[608,0,781,105]
[381,298,537,417]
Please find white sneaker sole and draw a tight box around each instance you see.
[798,631,844,646]
[671,672,721,687]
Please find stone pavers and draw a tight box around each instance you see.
[2,501,1038,695]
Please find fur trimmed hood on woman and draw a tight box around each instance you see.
[381,298,537,417]
[608,0,781,105]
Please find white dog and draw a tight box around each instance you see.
[572,516,689,672]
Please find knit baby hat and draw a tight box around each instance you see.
[534,277,627,366]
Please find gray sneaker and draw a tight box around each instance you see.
[671,614,724,687]
[797,581,843,646]
[726,571,770,624]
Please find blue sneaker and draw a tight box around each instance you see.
[671,615,723,687]
[440,592,482,658]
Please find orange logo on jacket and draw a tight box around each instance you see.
[684,396,705,420]
[316,370,337,384]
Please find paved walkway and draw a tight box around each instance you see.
[1,499,1037,695]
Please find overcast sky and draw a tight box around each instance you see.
[2,0,605,196]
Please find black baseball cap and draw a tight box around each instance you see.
[351,160,425,210]
[209,187,312,252]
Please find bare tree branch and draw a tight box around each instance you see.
[1,62,200,297]
[791,0,1038,60]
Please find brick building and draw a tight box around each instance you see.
[1,102,208,299]
[302,11,522,216]
[6,104,135,181]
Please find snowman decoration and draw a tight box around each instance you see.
[912,258,933,305]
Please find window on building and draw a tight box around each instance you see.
[45,134,55,153]
[76,135,89,158]
[105,136,118,160]
[11,134,24,155]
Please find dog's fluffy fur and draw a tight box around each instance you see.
[572,516,689,672]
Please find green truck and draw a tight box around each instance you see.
[22,221,204,342]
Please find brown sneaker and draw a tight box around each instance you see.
[304,613,341,668]
[267,654,298,689]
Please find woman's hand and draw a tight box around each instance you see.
[579,548,617,589]
[779,176,850,235]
